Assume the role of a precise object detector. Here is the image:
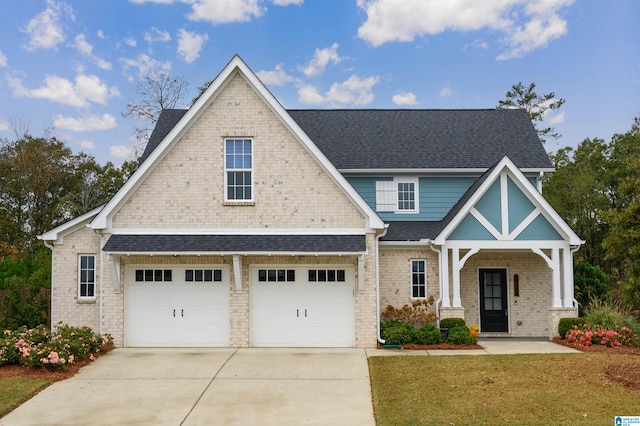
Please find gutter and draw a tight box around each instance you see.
[42,241,55,331]
[570,245,581,310]
[376,225,389,344]
[92,228,105,335]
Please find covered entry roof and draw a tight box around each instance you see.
[102,234,367,254]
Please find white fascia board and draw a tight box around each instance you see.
[103,250,367,257]
[340,167,555,175]
[38,205,103,243]
[433,156,582,246]
[109,228,373,235]
[444,240,570,250]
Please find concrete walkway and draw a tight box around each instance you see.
[366,338,580,356]
[1,341,578,426]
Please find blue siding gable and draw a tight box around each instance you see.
[346,176,476,221]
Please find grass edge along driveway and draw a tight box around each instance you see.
[369,353,640,425]
[0,377,49,418]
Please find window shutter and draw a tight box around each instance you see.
[376,180,397,211]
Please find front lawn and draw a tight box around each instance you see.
[0,377,49,417]
[369,353,640,425]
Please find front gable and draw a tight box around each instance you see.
[437,156,582,245]
[92,56,383,232]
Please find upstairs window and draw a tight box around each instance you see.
[225,139,252,201]
[376,177,419,213]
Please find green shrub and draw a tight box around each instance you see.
[413,324,442,345]
[439,318,466,329]
[381,321,415,344]
[558,317,585,338]
[0,323,113,370]
[380,297,437,328]
[0,276,49,330]
[447,325,477,345]
[584,298,638,330]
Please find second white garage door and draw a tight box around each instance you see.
[250,265,355,347]
[125,265,230,347]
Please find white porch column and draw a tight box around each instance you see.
[552,247,562,308]
[562,246,574,308]
[441,247,451,308]
[451,247,462,308]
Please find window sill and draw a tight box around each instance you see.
[76,298,96,304]
[223,201,255,206]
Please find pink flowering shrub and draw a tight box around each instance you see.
[0,323,113,370]
[565,324,639,347]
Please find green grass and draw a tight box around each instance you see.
[0,377,50,418]
[369,353,640,425]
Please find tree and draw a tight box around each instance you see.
[0,136,81,256]
[123,71,189,158]
[544,138,611,267]
[497,82,565,143]
[602,117,640,307]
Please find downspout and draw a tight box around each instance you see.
[428,242,442,326]
[92,228,105,335]
[43,241,55,332]
[570,245,581,310]
[376,225,389,344]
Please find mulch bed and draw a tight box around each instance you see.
[552,337,640,391]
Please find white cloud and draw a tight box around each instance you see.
[144,27,171,43]
[271,0,303,5]
[187,0,265,24]
[297,84,325,105]
[8,74,120,107]
[0,51,6,67]
[298,75,379,106]
[439,87,452,97]
[97,30,105,39]
[177,29,208,63]
[0,120,8,132]
[465,39,489,50]
[301,43,342,78]
[392,91,418,105]
[80,140,95,150]
[54,113,117,132]
[548,111,565,125]
[257,64,294,86]
[110,144,132,159]
[73,34,112,70]
[120,54,171,80]
[357,0,575,59]
[21,0,75,51]
[124,37,137,47]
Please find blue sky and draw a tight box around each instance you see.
[0,0,638,165]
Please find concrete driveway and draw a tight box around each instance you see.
[0,348,375,426]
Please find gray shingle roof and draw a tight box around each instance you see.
[140,108,552,170]
[287,109,551,170]
[102,234,366,253]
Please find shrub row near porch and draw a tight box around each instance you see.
[1,323,114,370]
[558,300,640,347]
[381,321,477,346]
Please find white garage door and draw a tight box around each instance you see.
[125,266,230,347]
[250,265,355,347]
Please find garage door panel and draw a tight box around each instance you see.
[125,266,230,347]
[250,266,355,347]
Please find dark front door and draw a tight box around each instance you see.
[479,269,508,332]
